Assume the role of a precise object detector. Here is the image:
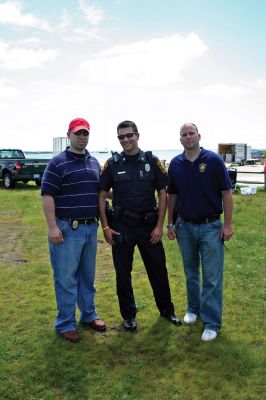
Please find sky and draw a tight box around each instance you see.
[0,0,265,152]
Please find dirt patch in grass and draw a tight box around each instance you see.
[96,240,114,280]
[0,211,27,265]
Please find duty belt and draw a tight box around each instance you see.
[57,217,97,230]
[182,215,220,224]
[122,210,158,224]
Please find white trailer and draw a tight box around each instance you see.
[218,143,248,165]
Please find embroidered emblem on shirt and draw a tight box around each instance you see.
[145,163,150,172]
[199,163,207,173]
[100,161,108,175]
[157,159,166,173]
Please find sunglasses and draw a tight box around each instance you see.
[117,132,136,140]
[72,130,89,137]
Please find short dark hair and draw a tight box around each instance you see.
[117,120,138,134]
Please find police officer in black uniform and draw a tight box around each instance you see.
[99,120,181,331]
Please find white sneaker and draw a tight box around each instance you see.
[201,329,217,342]
[183,312,197,324]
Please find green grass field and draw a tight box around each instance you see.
[0,183,265,400]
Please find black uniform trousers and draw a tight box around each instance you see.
[111,219,175,320]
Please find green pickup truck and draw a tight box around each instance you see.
[0,149,49,189]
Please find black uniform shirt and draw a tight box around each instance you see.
[100,150,167,213]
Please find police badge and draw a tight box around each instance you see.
[145,163,150,172]
[71,220,79,230]
[199,163,207,173]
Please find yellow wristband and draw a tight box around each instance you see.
[102,226,110,232]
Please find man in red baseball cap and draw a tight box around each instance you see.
[41,117,106,343]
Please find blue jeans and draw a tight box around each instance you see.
[49,218,99,333]
[175,218,224,332]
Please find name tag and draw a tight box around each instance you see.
[117,171,126,175]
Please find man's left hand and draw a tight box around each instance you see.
[221,225,234,241]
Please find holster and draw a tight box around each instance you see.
[105,201,114,225]
[107,205,124,226]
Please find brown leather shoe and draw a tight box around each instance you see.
[60,330,80,343]
[81,319,106,332]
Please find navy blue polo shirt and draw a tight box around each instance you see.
[167,148,232,220]
[41,149,100,218]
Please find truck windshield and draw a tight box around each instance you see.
[0,150,25,159]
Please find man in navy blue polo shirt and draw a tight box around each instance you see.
[167,123,234,341]
[41,118,106,343]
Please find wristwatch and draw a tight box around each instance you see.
[166,223,175,229]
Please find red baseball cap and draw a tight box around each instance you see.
[68,118,90,133]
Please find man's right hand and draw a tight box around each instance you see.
[167,226,176,240]
[48,226,63,244]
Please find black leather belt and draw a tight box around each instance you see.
[123,210,143,222]
[58,217,97,224]
[122,210,158,224]
[183,215,220,224]
[57,217,97,230]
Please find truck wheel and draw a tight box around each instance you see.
[3,173,15,189]
[35,179,41,187]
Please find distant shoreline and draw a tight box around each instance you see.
[24,149,266,167]
[24,151,52,154]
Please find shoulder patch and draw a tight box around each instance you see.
[100,161,109,175]
[156,159,167,174]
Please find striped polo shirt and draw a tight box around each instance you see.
[41,149,100,218]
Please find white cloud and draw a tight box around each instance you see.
[0,40,57,69]
[71,27,104,42]
[17,37,43,47]
[0,1,52,31]
[200,79,266,100]
[0,78,20,99]
[78,0,105,25]
[59,5,106,43]
[79,33,208,86]
[59,9,71,31]
[251,79,266,89]
[201,83,247,98]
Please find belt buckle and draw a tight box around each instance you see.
[71,219,79,230]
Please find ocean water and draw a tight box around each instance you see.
[25,149,183,165]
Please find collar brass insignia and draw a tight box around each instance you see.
[100,161,108,175]
[157,159,167,174]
